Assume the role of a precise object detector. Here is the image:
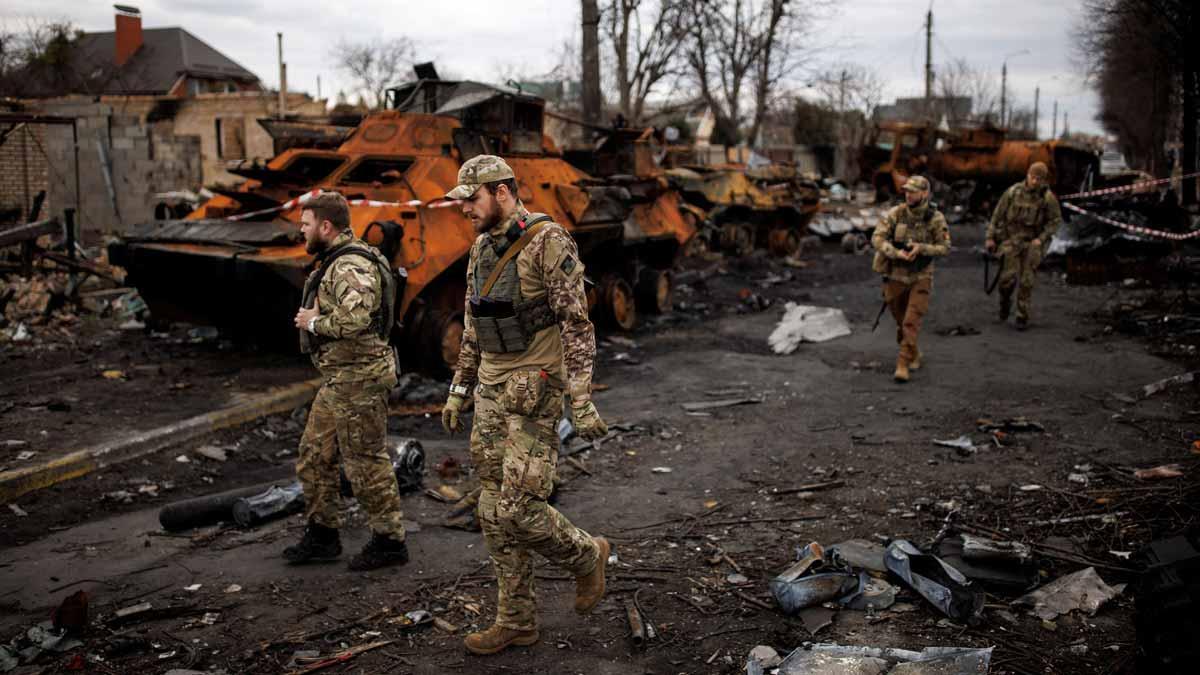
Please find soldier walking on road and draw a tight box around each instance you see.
[285,192,410,571]
[440,155,610,656]
[871,176,951,383]
[986,162,1063,330]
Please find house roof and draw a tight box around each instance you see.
[18,27,260,98]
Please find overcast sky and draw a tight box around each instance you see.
[7,0,1101,137]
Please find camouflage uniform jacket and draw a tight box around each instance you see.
[307,230,396,385]
[871,202,951,284]
[452,203,596,402]
[987,182,1062,244]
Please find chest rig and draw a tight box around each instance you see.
[470,213,558,354]
[872,204,938,275]
[1002,185,1048,239]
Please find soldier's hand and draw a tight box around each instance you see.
[572,400,608,441]
[985,239,996,253]
[442,394,466,435]
[294,304,319,330]
[1030,238,1042,248]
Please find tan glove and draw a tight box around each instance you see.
[572,400,608,441]
[442,394,466,435]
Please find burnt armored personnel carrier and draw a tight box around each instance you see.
[109,77,695,371]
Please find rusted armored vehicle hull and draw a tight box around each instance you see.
[110,78,693,371]
[665,164,821,257]
[862,122,1099,210]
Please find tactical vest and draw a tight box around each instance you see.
[998,185,1048,241]
[872,204,939,275]
[470,213,558,354]
[299,240,402,354]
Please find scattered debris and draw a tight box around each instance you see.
[680,397,763,412]
[762,643,993,675]
[885,539,983,623]
[798,606,836,636]
[1141,371,1197,398]
[183,583,202,592]
[223,584,242,594]
[1134,464,1184,480]
[932,435,978,455]
[770,542,859,614]
[651,467,673,474]
[768,303,853,354]
[936,534,1038,590]
[114,602,153,619]
[193,445,228,462]
[7,503,28,517]
[976,417,1044,433]
[1014,567,1123,621]
[935,325,981,337]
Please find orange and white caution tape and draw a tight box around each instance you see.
[1063,202,1200,241]
[224,190,459,221]
[1060,172,1200,200]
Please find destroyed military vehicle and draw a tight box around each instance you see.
[108,75,695,372]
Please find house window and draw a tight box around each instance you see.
[215,118,245,159]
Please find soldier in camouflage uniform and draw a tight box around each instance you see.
[871,175,951,383]
[285,192,409,571]
[440,156,610,656]
[986,162,1062,329]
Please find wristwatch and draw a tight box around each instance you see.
[307,316,317,334]
[449,383,469,398]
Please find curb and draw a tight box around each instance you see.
[0,378,321,503]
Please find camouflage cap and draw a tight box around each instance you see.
[901,175,930,192]
[445,155,516,200]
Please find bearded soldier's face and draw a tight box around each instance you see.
[300,210,333,254]
[461,186,504,233]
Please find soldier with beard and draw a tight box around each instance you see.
[440,155,610,656]
[286,192,409,570]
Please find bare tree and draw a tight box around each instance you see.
[332,36,416,111]
[936,58,999,126]
[1076,0,1198,201]
[0,19,82,98]
[683,0,825,146]
[602,0,687,124]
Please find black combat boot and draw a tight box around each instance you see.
[282,521,342,563]
[348,533,409,571]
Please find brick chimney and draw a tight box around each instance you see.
[114,5,143,67]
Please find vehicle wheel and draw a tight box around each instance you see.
[424,311,464,374]
[635,268,672,314]
[601,276,637,331]
[767,227,802,257]
[720,222,755,257]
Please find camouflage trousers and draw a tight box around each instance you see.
[998,239,1045,321]
[471,370,600,631]
[296,378,405,540]
[883,277,932,364]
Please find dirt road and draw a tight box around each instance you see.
[2,222,1196,674]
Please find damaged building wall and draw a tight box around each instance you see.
[29,93,326,237]
[39,99,201,239]
[170,92,326,187]
[0,124,51,223]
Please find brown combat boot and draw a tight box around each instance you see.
[574,536,610,614]
[893,359,910,383]
[909,349,923,371]
[463,624,539,655]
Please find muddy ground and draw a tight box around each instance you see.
[2,220,1199,674]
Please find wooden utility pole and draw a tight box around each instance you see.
[277,33,287,119]
[924,9,933,119]
[1033,86,1039,139]
[1052,100,1058,138]
[581,0,602,127]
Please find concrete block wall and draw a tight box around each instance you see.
[38,100,203,240]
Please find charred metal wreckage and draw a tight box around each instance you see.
[108,74,698,371]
